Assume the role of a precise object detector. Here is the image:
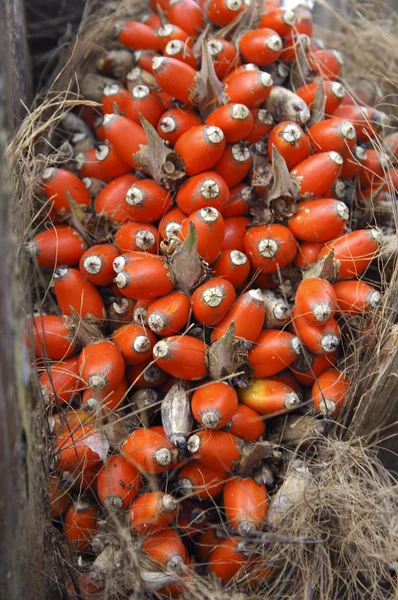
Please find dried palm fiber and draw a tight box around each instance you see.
[5,0,398,599]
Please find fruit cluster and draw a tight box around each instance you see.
[27,0,392,596]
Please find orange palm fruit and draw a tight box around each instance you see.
[101,82,131,115]
[102,114,148,169]
[296,81,345,116]
[124,84,165,126]
[291,307,340,354]
[211,289,265,343]
[153,336,207,380]
[78,340,125,391]
[94,174,139,224]
[288,198,349,243]
[175,125,226,176]
[312,368,349,416]
[244,224,297,273]
[157,108,202,145]
[114,222,159,254]
[187,430,243,472]
[113,255,174,300]
[239,28,283,66]
[27,315,76,360]
[295,278,338,325]
[159,206,186,240]
[206,37,240,79]
[333,280,381,315]
[177,462,227,499]
[79,244,119,286]
[267,122,311,170]
[117,20,160,51]
[223,70,273,109]
[81,377,128,412]
[207,0,246,26]
[55,424,108,473]
[49,476,69,518]
[214,143,252,188]
[40,356,82,404]
[192,381,238,429]
[222,184,251,218]
[179,207,225,263]
[53,267,106,320]
[248,330,301,378]
[196,527,226,563]
[295,241,323,269]
[359,149,388,188]
[289,352,337,387]
[122,427,175,474]
[155,24,193,52]
[222,216,250,252]
[64,499,98,551]
[227,404,265,442]
[97,455,141,509]
[142,528,188,571]
[332,104,388,142]
[42,167,91,213]
[49,408,94,437]
[318,229,382,279]
[28,225,86,269]
[128,491,178,534]
[246,108,274,144]
[270,369,303,397]
[211,250,251,288]
[307,118,356,156]
[208,537,247,581]
[307,49,343,81]
[291,152,343,199]
[192,278,236,327]
[176,171,229,215]
[113,323,157,366]
[147,290,191,336]
[124,178,172,223]
[259,7,296,36]
[224,477,268,535]
[206,104,254,143]
[75,142,131,182]
[152,56,197,105]
[163,38,197,69]
[239,378,300,415]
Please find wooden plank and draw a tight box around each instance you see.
[0,1,60,599]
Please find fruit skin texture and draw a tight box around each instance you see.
[127,491,177,534]
[176,171,229,215]
[295,277,338,325]
[191,381,238,429]
[31,226,86,268]
[39,356,82,404]
[113,323,157,365]
[64,500,98,551]
[122,427,174,475]
[187,430,242,472]
[42,167,91,213]
[114,255,174,300]
[142,528,188,569]
[79,243,119,286]
[248,329,300,378]
[333,280,381,315]
[290,352,337,387]
[318,229,381,279]
[177,462,227,499]
[153,336,207,380]
[211,289,265,343]
[54,268,106,321]
[288,198,349,243]
[147,290,191,336]
[192,277,236,327]
[97,456,141,510]
[239,28,283,66]
[291,152,343,199]
[228,404,265,442]
[179,207,225,264]
[239,378,300,415]
[312,368,349,416]
[291,307,341,355]
[78,340,125,391]
[208,537,247,581]
[175,126,226,176]
[223,477,268,535]
[244,224,297,273]
[27,315,76,360]
[267,121,311,170]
